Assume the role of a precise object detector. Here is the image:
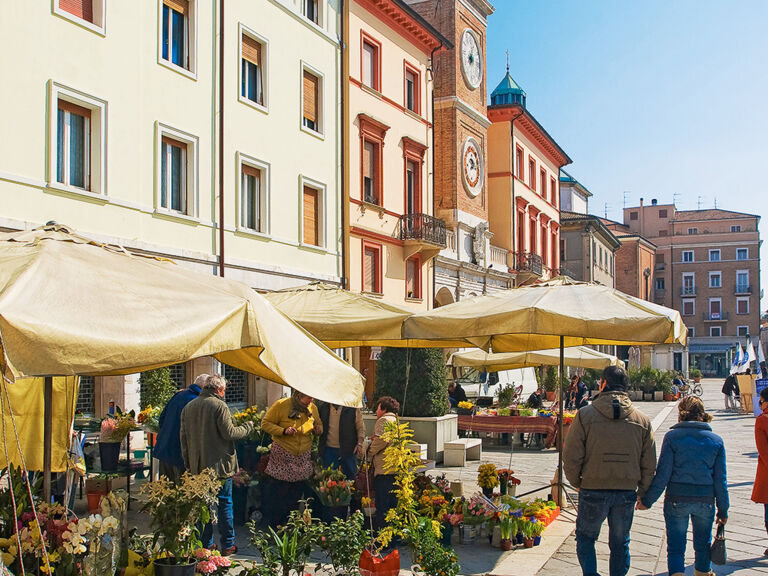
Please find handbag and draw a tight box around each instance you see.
[710,523,727,565]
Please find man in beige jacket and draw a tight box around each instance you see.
[563,365,656,576]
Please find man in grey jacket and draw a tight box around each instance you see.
[563,365,656,576]
[181,374,253,555]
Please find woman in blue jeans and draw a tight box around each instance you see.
[639,397,729,576]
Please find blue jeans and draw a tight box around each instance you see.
[202,479,234,550]
[664,499,715,574]
[576,489,636,576]
[322,447,359,480]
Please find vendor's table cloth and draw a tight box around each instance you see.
[457,415,558,448]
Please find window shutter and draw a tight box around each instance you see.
[363,43,375,87]
[303,186,319,246]
[242,35,261,66]
[242,164,261,179]
[164,0,188,15]
[363,141,374,179]
[303,71,318,124]
[58,99,91,119]
[161,135,187,151]
[364,248,376,292]
[406,258,417,297]
[59,0,93,22]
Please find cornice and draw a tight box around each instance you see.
[434,96,491,128]
[488,105,570,167]
[457,0,494,22]
[355,0,451,54]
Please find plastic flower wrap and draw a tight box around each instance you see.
[477,463,500,489]
[137,406,162,433]
[313,466,353,507]
[462,494,496,525]
[100,408,137,443]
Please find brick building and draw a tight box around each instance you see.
[623,200,761,377]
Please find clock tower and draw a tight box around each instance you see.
[404,0,511,302]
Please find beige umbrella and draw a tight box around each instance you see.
[265,282,470,348]
[0,225,363,406]
[448,346,624,372]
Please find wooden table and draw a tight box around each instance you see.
[457,414,558,448]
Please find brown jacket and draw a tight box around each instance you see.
[367,412,397,476]
[563,390,656,497]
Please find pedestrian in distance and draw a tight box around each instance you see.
[638,397,729,576]
[316,400,365,479]
[154,373,208,482]
[180,374,254,555]
[448,380,467,408]
[366,395,400,532]
[563,364,656,576]
[752,386,768,556]
[722,374,737,410]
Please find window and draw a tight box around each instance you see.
[688,326,695,337]
[738,325,749,337]
[161,0,191,71]
[682,273,695,295]
[731,225,741,233]
[358,114,388,206]
[405,256,421,299]
[302,0,319,24]
[156,123,197,217]
[57,100,91,190]
[629,211,638,221]
[687,227,698,235]
[540,169,547,199]
[540,227,548,266]
[560,238,566,261]
[363,140,379,204]
[659,229,668,237]
[55,0,105,32]
[655,278,665,290]
[709,271,721,288]
[736,297,749,315]
[362,242,382,294]
[682,250,694,263]
[708,249,720,262]
[709,298,721,319]
[404,64,420,114]
[736,271,749,293]
[515,146,524,179]
[736,248,748,260]
[302,67,321,134]
[238,156,269,234]
[528,157,536,190]
[361,38,380,91]
[659,209,667,218]
[656,253,665,264]
[302,183,323,247]
[682,299,695,316]
[405,159,419,215]
[550,176,557,206]
[240,31,265,108]
[710,326,721,337]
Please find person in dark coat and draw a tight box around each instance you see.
[154,373,207,482]
[448,381,468,407]
[527,388,544,409]
[722,374,737,410]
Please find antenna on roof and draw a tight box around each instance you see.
[672,191,681,207]
[623,191,630,209]
[604,202,609,219]
[714,196,718,209]
[505,49,510,73]
[697,195,704,210]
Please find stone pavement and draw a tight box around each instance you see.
[537,378,768,576]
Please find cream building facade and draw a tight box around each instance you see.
[0,0,342,414]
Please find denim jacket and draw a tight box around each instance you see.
[641,421,729,519]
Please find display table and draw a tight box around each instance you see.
[457,415,558,448]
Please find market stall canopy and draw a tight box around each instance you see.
[265,282,471,348]
[0,225,363,406]
[447,346,624,372]
[404,277,687,351]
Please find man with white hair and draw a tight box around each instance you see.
[181,374,253,555]
[154,372,208,482]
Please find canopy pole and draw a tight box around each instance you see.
[556,336,564,506]
[43,376,52,503]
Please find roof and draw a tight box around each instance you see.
[359,0,453,53]
[491,72,525,98]
[559,211,622,249]
[672,208,761,223]
[559,169,592,198]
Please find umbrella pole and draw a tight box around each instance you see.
[556,337,564,506]
[43,376,52,503]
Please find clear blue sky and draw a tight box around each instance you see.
[486,0,768,312]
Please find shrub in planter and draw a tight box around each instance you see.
[139,367,177,411]
[317,511,370,575]
[542,366,558,394]
[581,369,601,391]
[689,367,703,382]
[374,348,449,417]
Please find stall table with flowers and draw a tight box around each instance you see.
[457,409,559,449]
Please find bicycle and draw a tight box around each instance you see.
[677,378,703,398]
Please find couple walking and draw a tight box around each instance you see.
[564,365,728,576]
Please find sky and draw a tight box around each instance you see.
[485,0,768,311]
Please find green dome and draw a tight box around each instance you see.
[491,73,526,107]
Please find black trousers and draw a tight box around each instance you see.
[373,474,397,532]
[263,477,307,529]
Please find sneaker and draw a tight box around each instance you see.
[221,546,237,557]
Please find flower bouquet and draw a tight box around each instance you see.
[417,488,451,522]
[456,401,475,415]
[136,406,161,434]
[313,466,354,508]
[100,408,136,443]
[231,405,268,445]
[497,468,521,496]
[477,463,499,496]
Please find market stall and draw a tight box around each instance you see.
[457,413,558,447]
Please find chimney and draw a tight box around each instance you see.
[651,198,658,205]
[639,197,644,206]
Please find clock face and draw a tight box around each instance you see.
[460,29,482,90]
[462,138,483,197]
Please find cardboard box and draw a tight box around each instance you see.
[85,475,127,494]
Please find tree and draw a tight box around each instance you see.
[139,367,176,410]
[374,348,449,417]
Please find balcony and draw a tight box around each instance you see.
[734,283,752,295]
[680,286,697,297]
[489,244,509,272]
[398,213,446,260]
[703,311,729,322]
[553,265,577,280]
[513,252,543,276]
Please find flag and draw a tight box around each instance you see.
[739,342,755,373]
[731,344,744,375]
[758,342,767,379]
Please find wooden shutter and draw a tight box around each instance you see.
[363,248,377,292]
[161,135,187,151]
[60,0,94,23]
[242,164,261,179]
[242,34,261,66]
[303,71,318,124]
[362,42,375,87]
[363,141,374,180]
[164,0,188,15]
[58,99,92,119]
[303,186,319,246]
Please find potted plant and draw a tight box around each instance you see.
[531,520,545,545]
[477,463,499,497]
[249,504,322,576]
[232,405,270,472]
[191,548,233,576]
[314,466,354,523]
[410,517,460,576]
[316,511,371,575]
[99,407,136,471]
[542,366,558,401]
[139,468,222,576]
[689,366,702,383]
[456,400,475,415]
[498,511,516,551]
[520,518,535,548]
[374,348,449,417]
[497,469,521,497]
[497,384,515,408]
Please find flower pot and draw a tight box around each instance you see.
[450,481,464,497]
[545,391,556,401]
[153,557,196,576]
[533,536,542,546]
[99,441,121,471]
[481,486,494,498]
[515,532,524,545]
[232,484,249,525]
[500,538,513,551]
[87,491,105,513]
[663,393,677,401]
[459,524,476,544]
[440,523,453,547]
[507,483,517,497]
[134,449,147,479]
[363,506,376,517]
[523,537,534,548]
[359,548,400,576]
[653,391,664,401]
[499,480,508,495]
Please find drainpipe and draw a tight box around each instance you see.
[428,41,442,305]
[340,0,349,288]
[218,0,225,277]
[509,108,524,284]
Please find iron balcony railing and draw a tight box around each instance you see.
[513,252,543,276]
[553,265,576,279]
[680,286,697,296]
[398,213,447,247]
[702,311,729,321]
[734,283,752,294]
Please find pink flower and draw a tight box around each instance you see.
[194,549,210,559]
[211,556,230,568]
[196,561,215,574]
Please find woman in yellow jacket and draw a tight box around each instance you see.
[261,390,322,527]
